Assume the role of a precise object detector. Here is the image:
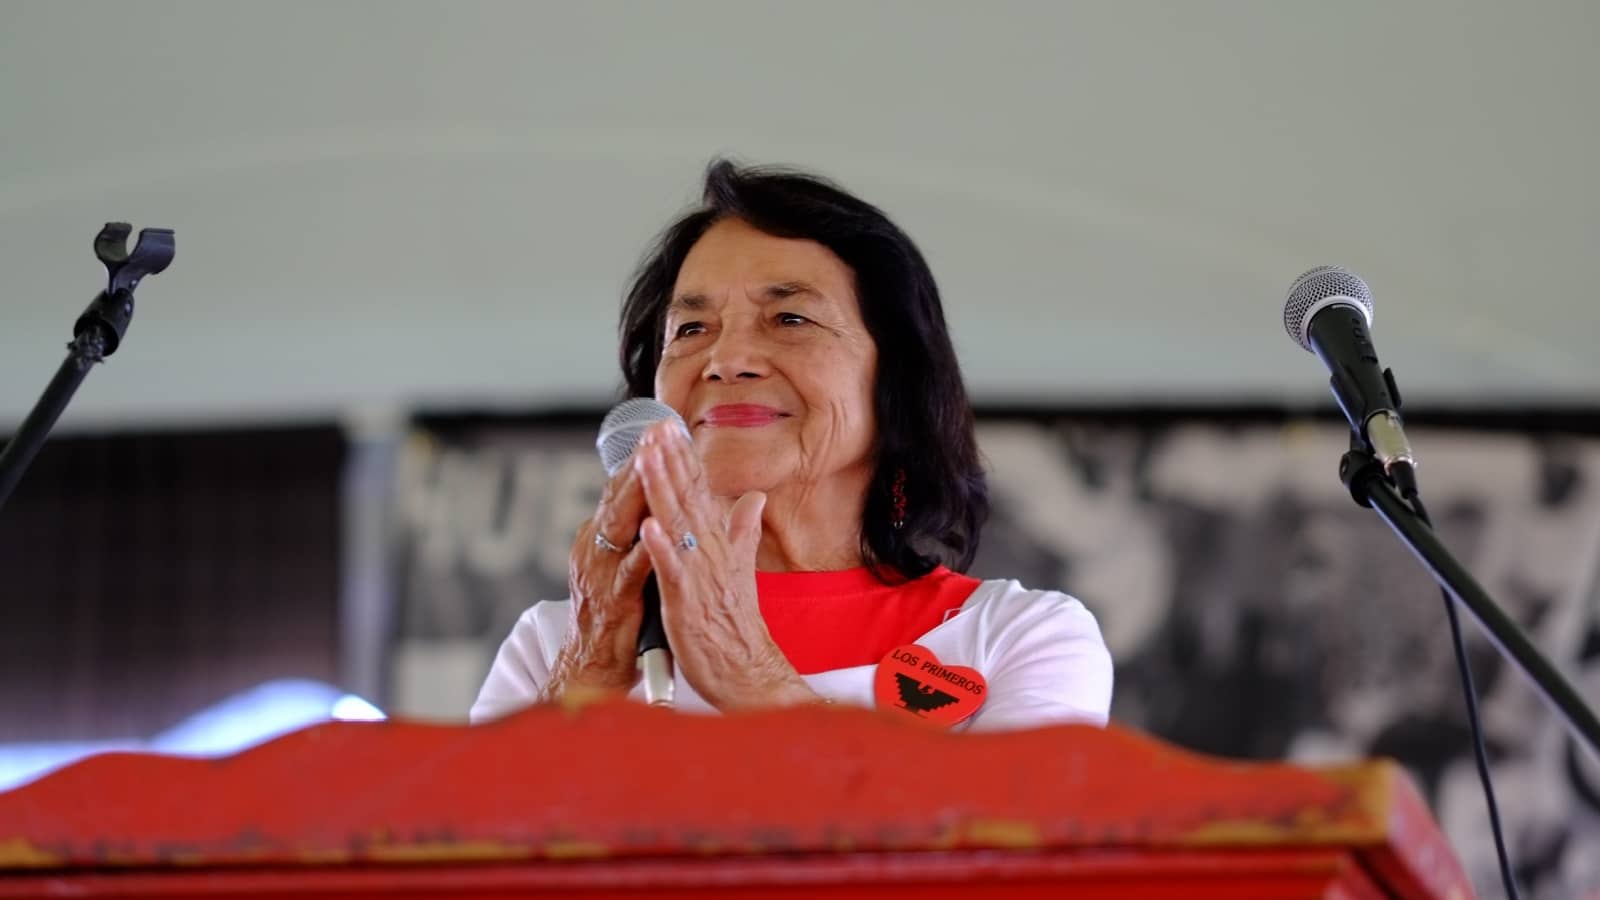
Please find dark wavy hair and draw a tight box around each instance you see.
[619,159,988,581]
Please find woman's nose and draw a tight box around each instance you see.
[702,330,770,382]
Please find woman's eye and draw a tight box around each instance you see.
[776,312,809,326]
[672,322,706,339]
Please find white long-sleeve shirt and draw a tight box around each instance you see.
[472,578,1113,732]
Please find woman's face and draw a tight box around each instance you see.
[655,217,879,502]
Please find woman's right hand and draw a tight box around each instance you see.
[542,460,656,701]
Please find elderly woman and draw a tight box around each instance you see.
[472,161,1111,730]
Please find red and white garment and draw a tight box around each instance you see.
[471,567,1113,732]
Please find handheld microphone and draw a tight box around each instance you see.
[596,398,689,706]
[1282,266,1417,492]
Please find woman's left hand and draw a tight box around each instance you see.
[631,420,821,711]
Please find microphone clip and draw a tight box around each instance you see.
[1336,365,1419,504]
[75,223,175,360]
[0,222,174,513]
[1337,440,1386,511]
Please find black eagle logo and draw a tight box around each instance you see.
[894,673,959,715]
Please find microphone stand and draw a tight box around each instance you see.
[0,224,174,512]
[1338,442,1600,759]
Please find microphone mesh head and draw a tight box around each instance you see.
[596,398,687,476]
[1283,265,1375,352]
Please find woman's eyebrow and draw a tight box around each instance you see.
[763,281,821,301]
[668,293,711,313]
[670,282,822,313]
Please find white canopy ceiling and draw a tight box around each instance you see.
[3,1,1596,431]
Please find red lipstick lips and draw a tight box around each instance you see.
[702,404,786,427]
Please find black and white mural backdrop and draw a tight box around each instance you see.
[393,417,1600,898]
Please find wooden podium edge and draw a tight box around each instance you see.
[0,698,1472,897]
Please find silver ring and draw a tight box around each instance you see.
[676,531,698,551]
[594,531,627,553]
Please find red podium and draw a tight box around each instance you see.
[0,700,1472,898]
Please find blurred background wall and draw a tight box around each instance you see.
[3,2,1598,896]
